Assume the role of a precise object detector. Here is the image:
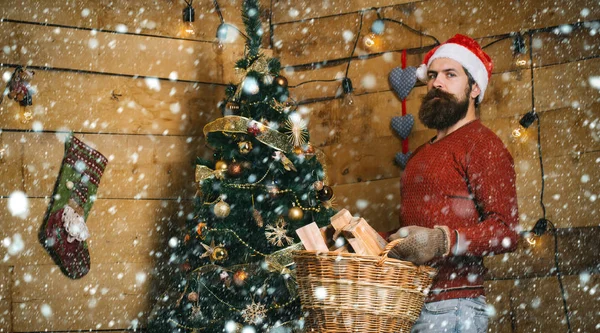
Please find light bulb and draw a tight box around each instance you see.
[514,53,528,68]
[213,40,224,54]
[182,5,195,36]
[183,21,195,35]
[343,92,354,106]
[511,127,523,138]
[526,236,536,246]
[364,33,375,47]
[362,33,381,52]
[217,23,228,42]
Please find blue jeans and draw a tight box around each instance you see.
[411,296,489,333]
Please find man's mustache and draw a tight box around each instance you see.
[423,88,456,102]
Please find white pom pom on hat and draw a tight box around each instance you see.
[417,34,493,103]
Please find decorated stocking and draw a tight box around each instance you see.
[40,135,108,279]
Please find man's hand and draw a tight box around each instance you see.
[387,226,450,265]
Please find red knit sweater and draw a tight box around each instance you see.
[400,120,519,302]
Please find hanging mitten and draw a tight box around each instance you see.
[39,135,108,279]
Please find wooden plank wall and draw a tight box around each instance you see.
[270,1,600,333]
[0,0,597,331]
[0,0,242,331]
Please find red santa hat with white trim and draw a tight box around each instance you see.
[416,34,493,103]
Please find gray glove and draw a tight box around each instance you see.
[388,226,450,265]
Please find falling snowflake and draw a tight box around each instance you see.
[284,114,308,147]
[265,217,293,247]
[241,300,267,325]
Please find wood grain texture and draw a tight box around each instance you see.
[0,267,11,333]
[271,0,418,24]
[0,132,211,199]
[11,264,151,332]
[0,198,191,266]
[332,178,400,233]
[0,21,242,83]
[0,67,225,135]
[534,58,600,111]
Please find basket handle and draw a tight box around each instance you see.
[376,238,403,266]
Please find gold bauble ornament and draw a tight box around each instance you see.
[288,206,304,221]
[233,270,248,286]
[293,146,303,155]
[215,160,228,172]
[238,141,253,154]
[214,199,231,218]
[211,246,228,261]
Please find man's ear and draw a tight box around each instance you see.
[470,83,481,100]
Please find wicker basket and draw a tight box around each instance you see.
[293,239,437,333]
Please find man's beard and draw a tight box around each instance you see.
[418,87,470,130]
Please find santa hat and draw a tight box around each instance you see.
[416,34,493,102]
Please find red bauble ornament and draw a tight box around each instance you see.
[228,162,243,177]
[233,270,248,286]
[181,262,191,272]
[187,292,199,302]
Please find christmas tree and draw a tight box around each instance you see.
[148,0,336,331]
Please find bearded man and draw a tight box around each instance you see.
[388,34,520,333]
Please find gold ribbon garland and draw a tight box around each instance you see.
[203,116,293,153]
[233,55,269,100]
[195,165,217,183]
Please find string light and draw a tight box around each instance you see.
[362,19,385,51]
[182,0,195,36]
[516,47,572,331]
[512,110,537,138]
[512,32,528,69]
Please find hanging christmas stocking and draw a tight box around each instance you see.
[39,135,108,279]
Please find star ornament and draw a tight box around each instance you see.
[284,114,308,147]
[200,240,217,260]
[265,216,294,247]
[241,300,267,325]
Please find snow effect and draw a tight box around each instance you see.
[115,24,128,33]
[0,2,596,332]
[589,76,600,90]
[8,191,29,219]
[40,304,53,318]
[3,233,25,256]
[144,77,161,91]
[314,286,327,300]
